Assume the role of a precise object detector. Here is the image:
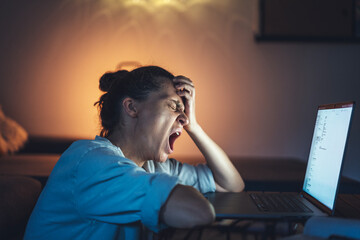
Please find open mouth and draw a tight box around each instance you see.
[169,131,181,152]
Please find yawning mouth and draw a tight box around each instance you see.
[169,131,181,151]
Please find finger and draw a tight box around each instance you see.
[176,89,192,101]
[175,83,194,96]
[174,75,192,82]
[174,80,194,88]
[173,76,194,87]
[174,82,194,90]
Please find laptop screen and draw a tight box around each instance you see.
[303,102,354,211]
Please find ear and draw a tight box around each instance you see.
[122,97,138,118]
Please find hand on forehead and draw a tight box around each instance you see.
[173,75,194,87]
[173,75,194,101]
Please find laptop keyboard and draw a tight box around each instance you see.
[250,193,313,213]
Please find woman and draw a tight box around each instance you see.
[24,66,244,240]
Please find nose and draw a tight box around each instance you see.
[177,112,189,126]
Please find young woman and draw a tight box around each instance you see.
[24,66,244,240]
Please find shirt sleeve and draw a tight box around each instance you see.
[74,148,179,232]
[148,158,216,194]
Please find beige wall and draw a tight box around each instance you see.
[1,0,360,181]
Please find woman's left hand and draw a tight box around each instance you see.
[173,76,198,132]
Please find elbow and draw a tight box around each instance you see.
[234,184,245,193]
[185,201,215,228]
[160,185,215,228]
[171,193,216,228]
[231,174,245,192]
[225,183,244,193]
[203,204,216,225]
[215,171,245,192]
[234,174,246,192]
[233,180,245,192]
[216,179,245,192]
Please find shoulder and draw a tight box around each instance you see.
[61,136,125,161]
[144,158,182,174]
[57,136,136,176]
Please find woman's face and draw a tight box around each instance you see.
[134,79,189,163]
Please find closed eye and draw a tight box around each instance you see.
[168,100,184,113]
[169,103,177,111]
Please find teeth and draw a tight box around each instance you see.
[176,132,180,136]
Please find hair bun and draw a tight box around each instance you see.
[99,70,129,92]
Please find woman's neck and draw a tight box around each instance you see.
[107,133,146,167]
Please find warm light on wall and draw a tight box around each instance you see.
[5,0,254,156]
[130,0,187,3]
[2,1,360,181]
[116,61,143,71]
[102,0,189,6]
[115,0,188,4]
[99,0,213,11]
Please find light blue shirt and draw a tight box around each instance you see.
[24,136,215,240]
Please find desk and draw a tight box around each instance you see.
[161,193,360,240]
[160,216,304,240]
[335,194,360,218]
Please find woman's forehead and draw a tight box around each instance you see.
[155,81,179,99]
[142,83,184,108]
[148,85,183,106]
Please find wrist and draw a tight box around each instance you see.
[185,121,202,135]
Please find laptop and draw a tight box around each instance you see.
[206,101,355,220]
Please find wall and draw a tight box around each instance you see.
[0,0,359,181]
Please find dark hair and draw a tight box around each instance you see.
[94,66,174,137]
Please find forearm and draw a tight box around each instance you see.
[160,184,215,228]
[186,124,245,192]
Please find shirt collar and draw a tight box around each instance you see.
[94,135,125,157]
